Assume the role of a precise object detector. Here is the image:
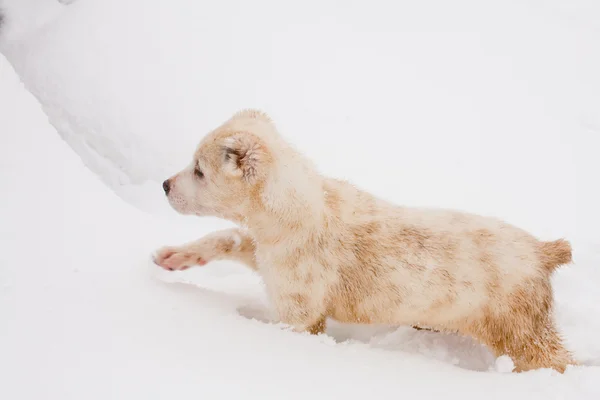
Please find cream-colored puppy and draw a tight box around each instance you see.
[154,109,576,373]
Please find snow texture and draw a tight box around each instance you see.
[1,0,600,399]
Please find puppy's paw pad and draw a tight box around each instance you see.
[152,247,206,271]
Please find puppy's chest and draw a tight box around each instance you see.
[254,246,327,288]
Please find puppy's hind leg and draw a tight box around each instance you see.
[470,318,575,373]
[466,277,576,373]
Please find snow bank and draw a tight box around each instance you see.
[2,0,600,240]
[2,0,600,398]
[0,0,64,43]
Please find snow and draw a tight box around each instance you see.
[1,0,600,398]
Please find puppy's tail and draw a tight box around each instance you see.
[539,239,573,272]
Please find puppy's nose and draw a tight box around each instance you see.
[162,179,171,195]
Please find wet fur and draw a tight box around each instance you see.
[155,109,576,373]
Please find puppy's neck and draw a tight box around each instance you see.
[247,165,326,244]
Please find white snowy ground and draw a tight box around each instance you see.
[1,0,600,399]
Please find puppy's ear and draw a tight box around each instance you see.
[222,132,269,181]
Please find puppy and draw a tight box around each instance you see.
[154,109,576,373]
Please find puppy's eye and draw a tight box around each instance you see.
[194,167,204,179]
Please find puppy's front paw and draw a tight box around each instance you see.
[152,246,207,271]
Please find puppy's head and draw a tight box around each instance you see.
[162,110,275,221]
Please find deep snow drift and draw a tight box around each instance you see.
[1,0,600,399]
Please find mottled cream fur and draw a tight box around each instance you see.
[154,109,576,373]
